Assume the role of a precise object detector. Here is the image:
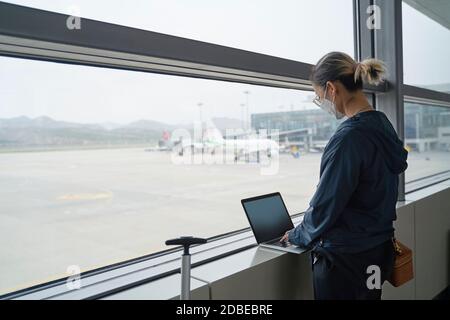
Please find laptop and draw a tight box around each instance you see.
[241,192,307,254]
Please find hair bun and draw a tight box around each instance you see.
[354,58,386,85]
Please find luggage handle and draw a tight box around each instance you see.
[166,236,207,300]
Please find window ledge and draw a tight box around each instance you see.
[3,179,449,300]
[2,214,303,300]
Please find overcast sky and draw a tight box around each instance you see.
[0,0,449,125]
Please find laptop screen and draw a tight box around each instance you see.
[241,193,294,244]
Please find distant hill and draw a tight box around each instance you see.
[0,116,176,150]
[126,119,176,131]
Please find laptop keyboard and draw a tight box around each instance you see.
[267,239,291,247]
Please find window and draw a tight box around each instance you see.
[404,102,450,184]
[0,56,342,294]
[4,0,354,63]
[402,2,450,93]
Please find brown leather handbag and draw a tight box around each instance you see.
[388,238,414,287]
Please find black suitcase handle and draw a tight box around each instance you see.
[165,236,207,254]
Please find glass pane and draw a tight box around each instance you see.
[0,56,342,294]
[404,102,450,183]
[4,0,354,63]
[403,1,450,92]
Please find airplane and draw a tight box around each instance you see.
[178,121,279,161]
[145,130,181,152]
[158,120,319,160]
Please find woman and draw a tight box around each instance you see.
[280,52,408,300]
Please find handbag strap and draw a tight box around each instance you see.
[392,237,403,255]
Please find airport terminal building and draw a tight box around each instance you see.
[252,109,341,143]
[405,102,450,152]
[251,103,450,153]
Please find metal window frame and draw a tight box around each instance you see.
[0,213,302,300]
[403,85,450,108]
[0,1,314,90]
[0,227,258,300]
[0,1,387,93]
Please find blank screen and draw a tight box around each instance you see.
[243,194,294,243]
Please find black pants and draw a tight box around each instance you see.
[312,239,396,300]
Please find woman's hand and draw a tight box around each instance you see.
[280,229,292,243]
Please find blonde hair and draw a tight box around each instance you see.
[311,52,386,90]
[354,58,386,86]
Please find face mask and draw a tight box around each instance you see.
[315,86,345,120]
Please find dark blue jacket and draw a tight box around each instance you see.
[288,110,408,253]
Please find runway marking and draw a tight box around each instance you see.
[58,192,112,201]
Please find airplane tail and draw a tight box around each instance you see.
[202,120,224,144]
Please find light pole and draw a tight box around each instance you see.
[279,105,286,131]
[240,103,246,130]
[197,102,203,126]
[198,102,204,152]
[243,90,250,131]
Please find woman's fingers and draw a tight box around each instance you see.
[280,231,289,242]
